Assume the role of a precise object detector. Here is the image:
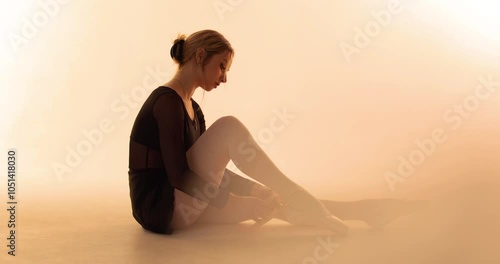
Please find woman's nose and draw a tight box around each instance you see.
[221,74,227,83]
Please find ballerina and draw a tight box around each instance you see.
[127,29,427,235]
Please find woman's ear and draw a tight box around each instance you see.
[196,47,206,65]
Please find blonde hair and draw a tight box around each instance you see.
[170,29,234,69]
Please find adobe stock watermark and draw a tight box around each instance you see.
[50,64,170,182]
[177,107,298,225]
[213,0,245,21]
[7,0,73,55]
[301,234,341,264]
[339,0,404,63]
[384,74,500,192]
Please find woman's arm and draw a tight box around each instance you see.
[153,93,230,208]
[221,169,258,196]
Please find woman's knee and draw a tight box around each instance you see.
[208,116,253,146]
[212,115,248,133]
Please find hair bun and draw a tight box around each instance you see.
[170,39,185,63]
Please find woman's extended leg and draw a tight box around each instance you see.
[320,199,429,228]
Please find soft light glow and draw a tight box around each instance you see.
[432,0,500,41]
[0,1,36,138]
[0,0,36,65]
[0,0,36,31]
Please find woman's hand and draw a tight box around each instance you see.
[249,184,284,207]
[241,196,276,223]
[247,184,286,227]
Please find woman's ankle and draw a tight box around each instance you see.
[281,187,330,216]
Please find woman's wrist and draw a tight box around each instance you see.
[248,183,263,197]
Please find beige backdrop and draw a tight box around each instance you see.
[1,0,500,263]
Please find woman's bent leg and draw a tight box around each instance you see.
[170,116,257,229]
[170,116,346,232]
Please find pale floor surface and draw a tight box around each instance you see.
[1,185,499,264]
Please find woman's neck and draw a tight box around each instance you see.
[167,67,198,101]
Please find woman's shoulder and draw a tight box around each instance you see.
[153,86,177,96]
[150,86,182,102]
[147,86,184,112]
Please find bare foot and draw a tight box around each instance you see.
[359,199,429,229]
[282,187,331,216]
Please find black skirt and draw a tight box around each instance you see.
[128,168,175,235]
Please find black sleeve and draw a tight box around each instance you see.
[221,169,258,196]
[153,93,230,209]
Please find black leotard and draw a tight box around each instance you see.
[128,86,256,234]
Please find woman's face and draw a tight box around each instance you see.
[200,50,232,91]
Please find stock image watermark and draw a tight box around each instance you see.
[384,74,500,192]
[51,64,170,182]
[6,149,18,256]
[302,233,341,264]
[6,0,73,55]
[213,0,245,21]
[339,0,404,63]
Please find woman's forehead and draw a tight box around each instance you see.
[215,50,232,61]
